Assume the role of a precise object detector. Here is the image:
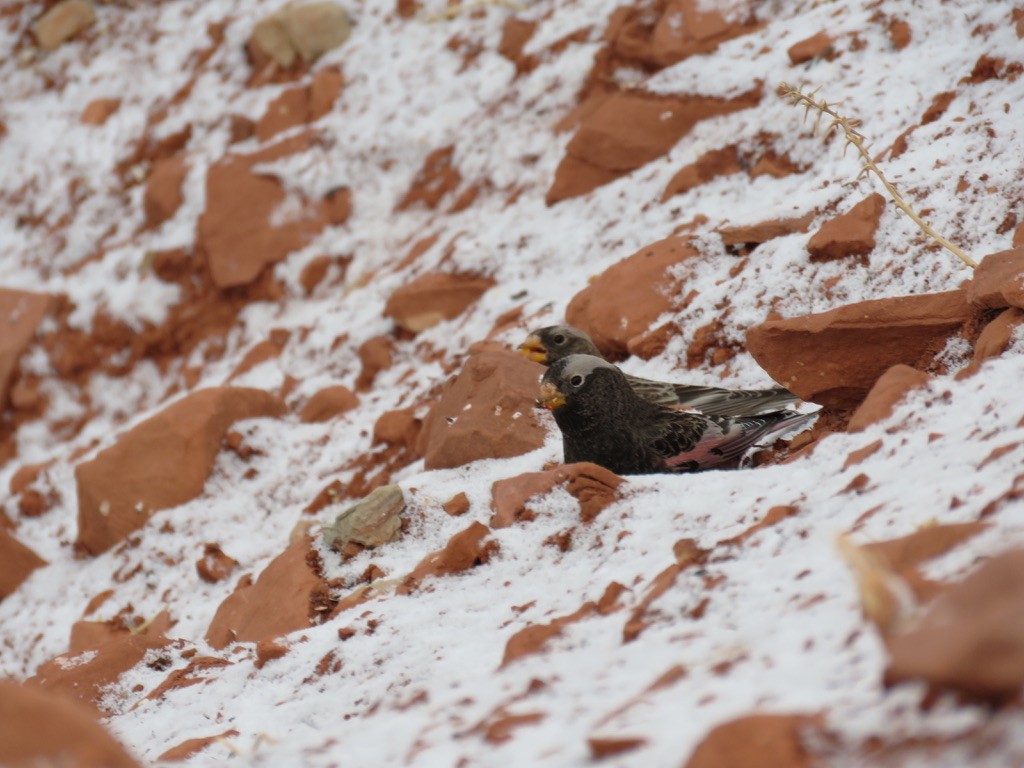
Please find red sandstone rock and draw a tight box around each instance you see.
[503,599,604,666]
[0,527,46,600]
[373,406,422,452]
[566,236,700,356]
[746,290,970,408]
[498,16,539,74]
[967,246,1024,309]
[227,331,290,380]
[299,385,359,423]
[144,155,188,228]
[255,636,290,668]
[661,145,741,201]
[888,18,911,49]
[196,543,239,583]
[547,88,761,203]
[355,335,395,390]
[443,491,470,516]
[847,364,933,432]
[806,193,885,263]
[255,66,344,141]
[157,730,239,762]
[609,0,759,70]
[683,713,824,768]
[81,98,121,126]
[587,736,647,759]
[719,213,815,247]
[396,146,462,211]
[28,613,172,715]
[398,521,494,593]
[490,463,624,528]
[198,132,330,289]
[787,31,835,64]
[0,681,140,767]
[383,272,495,333]
[0,288,53,410]
[416,348,546,470]
[75,387,284,555]
[144,655,231,702]
[958,308,1024,378]
[886,549,1024,702]
[206,535,327,649]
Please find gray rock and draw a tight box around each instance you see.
[323,484,404,550]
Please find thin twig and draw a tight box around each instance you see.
[778,82,977,269]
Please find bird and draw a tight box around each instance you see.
[537,354,815,475]
[519,324,800,417]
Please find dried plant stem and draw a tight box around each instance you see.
[778,82,977,269]
[425,0,523,22]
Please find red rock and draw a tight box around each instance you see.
[0,288,53,410]
[787,31,835,64]
[958,308,1024,378]
[649,0,758,67]
[321,185,352,225]
[398,521,494,594]
[28,614,172,715]
[373,406,422,452]
[416,348,546,470]
[255,636,289,668]
[144,655,231,702]
[843,439,882,469]
[144,155,188,228]
[547,88,761,203]
[81,98,121,126]
[683,713,824,768]
[806,193,885,262]
[747,151,802,179]
[498,16,539,74]
[886,549,1024,702]
[888,18,911,49]
[865,522,988,579]
[661,146,741,201]
[720,506,800,546]
[623,542,708,642]
[0,527,46,600]
[299,385,359,423]
[1015,221,1024,247]
[355,335,395,390]
[847,364,933,432]
[967,246,1024,309]
[75,387,284,555]
[490,462,624,528]
[157,730,239,762]
[746,290,970,408]
[587,736,647,759]
[443,491,470,516]
[566,235,700,356]
[256,85,311,142]
[609,0,759,69]
[228,332,290,380]
[503,601,597,666]
[206,535,327,649]
[1015,8,1024,39]
[383,272,495,333]
[718,214,814,247]
[198,133,330,289]
[0,681,140,767]
[396,146,462,211]
[196,543,239,583]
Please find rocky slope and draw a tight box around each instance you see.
[2,0,1024,765]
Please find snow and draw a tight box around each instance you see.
[2,0,1024,765]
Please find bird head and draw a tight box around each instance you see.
[537,354,618,410]
[518,325,602,366]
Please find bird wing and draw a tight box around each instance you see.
[647,410,815,471]
[624,373,800,417]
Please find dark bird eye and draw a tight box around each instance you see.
[570,374,584,387]
[553,334,566,345]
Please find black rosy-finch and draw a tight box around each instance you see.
[520,324,799,417]
[537,354,815,475]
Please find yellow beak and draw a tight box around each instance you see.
[537,381,565,410]
[518,334,548,364]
